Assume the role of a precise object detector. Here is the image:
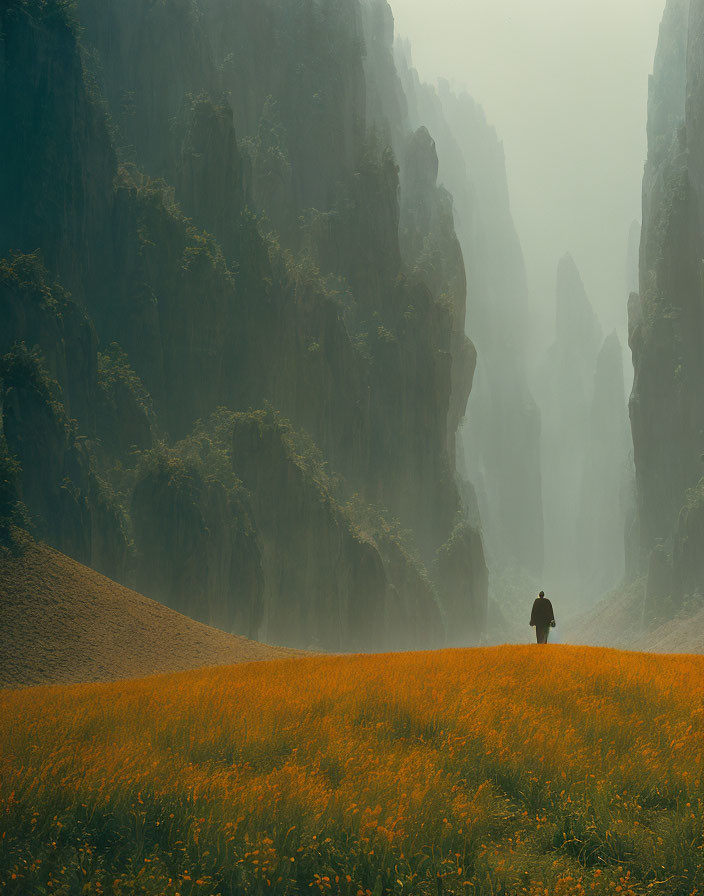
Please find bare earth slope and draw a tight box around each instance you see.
[565,580,704,654]
[633,606,704,654]
[0,540,300,688]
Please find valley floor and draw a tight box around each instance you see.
[1,646,702,895]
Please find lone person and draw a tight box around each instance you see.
[530,591,556,644]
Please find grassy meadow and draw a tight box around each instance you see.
[0,645,702,896]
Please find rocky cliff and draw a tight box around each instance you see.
[395,47,544,584]
[0,255,130,576]
[631,0,704,617]
[576,333,631,602]
[538,255,602,601]
[538,256,630,608]
[0,0,488,649]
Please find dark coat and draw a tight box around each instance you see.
[530,597,555,628]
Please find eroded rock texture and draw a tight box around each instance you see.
[537,256,632,608]
[396,46,544,580]
[0,0,492,648]
[632,0,704,613]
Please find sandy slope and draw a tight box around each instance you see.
[565,581,704,654]
[0,540,301,688]
[632,606,704,654]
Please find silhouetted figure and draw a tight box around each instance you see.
[530,590,556,644]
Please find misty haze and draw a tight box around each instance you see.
[1,0,703,893]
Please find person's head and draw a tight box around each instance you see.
[539,591,545,598]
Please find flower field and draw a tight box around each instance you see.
[1,645,702,895]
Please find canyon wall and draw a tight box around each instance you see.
[631,0,704,616]
[0,0,490,647]
[394,45,544,605]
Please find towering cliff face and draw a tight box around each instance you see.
[130,438,264,638]
[631,0,704,617]
[576,333,632,602]
[74,0,474,560]
[0,0,488,648]
[227,410,444,650]
[0,255,130,577]
[397,125,476,517]
[395,47,544,581]
[633,0,693,554]
[536,256,631,608]
[538,255,602,602]
[626,220,641,296]
[0,1,115,299]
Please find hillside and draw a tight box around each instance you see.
[634,607,704,653]
[1,645,702,895]
[0,540,300,689]
[565,578,704,654]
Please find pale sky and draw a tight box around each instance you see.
[390,0,666,341]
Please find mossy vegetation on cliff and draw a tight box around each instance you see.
[0,0,489,648]
[0,342,129,576]
[0,437,23,549]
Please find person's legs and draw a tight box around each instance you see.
[536,626,549,644]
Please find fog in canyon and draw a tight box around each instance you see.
[3,0,703,652]
[392,0,665,338]
[393,0,666,621]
